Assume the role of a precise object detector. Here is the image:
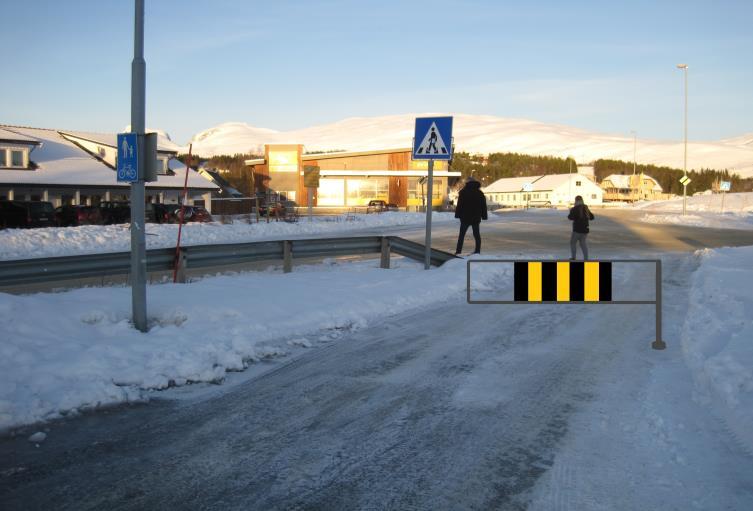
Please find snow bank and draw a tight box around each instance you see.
[0,212,455,261]
[633,192,753,230]
[683,246,753,452]
[0,256,508,432]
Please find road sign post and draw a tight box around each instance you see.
[303,165,320,222]
[129,0,147,332]
[413,116,453,270]
[720,180,731,213]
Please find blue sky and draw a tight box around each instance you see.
[2,0,751,144]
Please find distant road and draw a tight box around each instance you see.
[391,208,753,255]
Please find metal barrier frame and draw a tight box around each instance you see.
[467,259,665,350]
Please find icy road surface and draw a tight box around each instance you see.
[1,255,751,510]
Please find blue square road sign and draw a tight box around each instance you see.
[117,133,139,183]
[413,116,453,160]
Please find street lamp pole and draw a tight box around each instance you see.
[631,130,637,202]
[677,64,688,216]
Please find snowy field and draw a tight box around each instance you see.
[632,192,753,230]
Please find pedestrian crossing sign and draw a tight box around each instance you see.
[413,116,453,160]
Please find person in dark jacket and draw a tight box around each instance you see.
[454,176,488,255]
[568,195,595,260]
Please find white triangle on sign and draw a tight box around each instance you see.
[415,122,449,156]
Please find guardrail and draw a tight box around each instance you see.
[0,236,458,289]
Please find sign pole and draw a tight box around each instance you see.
[130,0,147,332]
[424,159,434,270]
[308,188,313,221]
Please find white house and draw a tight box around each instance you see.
[483,173,603,207]
[0,125,219,209]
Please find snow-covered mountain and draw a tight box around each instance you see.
[183,114,753,177]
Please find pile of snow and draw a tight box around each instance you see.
[633,192,753,230]
[683,246,753,453]
[0,212,456,261]
[0,256,507,432]
[184,114,753,177]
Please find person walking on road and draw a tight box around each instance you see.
[568,195,595,260]
[454,176,488,255]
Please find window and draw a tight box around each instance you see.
[591,194,597,199]
[11,150,24,167]
[0,149,6,166]
[576,180,582,186]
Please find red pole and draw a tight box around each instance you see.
[173,144,192,283]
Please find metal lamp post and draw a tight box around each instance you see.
[677,63,688,216]
[631,130,637,202]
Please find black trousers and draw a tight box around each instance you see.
[456,221,481,254]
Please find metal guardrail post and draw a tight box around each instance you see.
[652,260,666,350]
[283,240,292,273]
[174,248,187,284]
[380,237,390,269]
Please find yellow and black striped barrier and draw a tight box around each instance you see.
[467,259,665,350]
[513,261,611,302]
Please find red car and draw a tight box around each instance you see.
[178,205,213,223]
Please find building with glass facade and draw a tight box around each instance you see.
[245,145,462,209]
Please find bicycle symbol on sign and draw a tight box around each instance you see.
[118,164,137,181]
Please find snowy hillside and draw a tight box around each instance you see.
[183,114,753,177]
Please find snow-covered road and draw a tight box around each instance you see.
[2,201,753,510]
[2,253,751,510]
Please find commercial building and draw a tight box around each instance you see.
[0,125,218,208]
[483,173,603,207]
[245,145,461,209]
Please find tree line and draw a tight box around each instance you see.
[177,153,261,196]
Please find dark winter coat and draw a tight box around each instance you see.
[454,180,488,224]
[568,204,595,233]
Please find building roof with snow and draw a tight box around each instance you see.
[0,125,217,190]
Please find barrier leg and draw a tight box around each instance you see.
[652,260,666,350]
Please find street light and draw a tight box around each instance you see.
[677,63,688,215]
[631,130,637,202]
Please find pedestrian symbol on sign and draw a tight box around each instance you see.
[415,122,449,156]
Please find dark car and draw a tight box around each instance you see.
[0,200,56,228]
[179,205,213,223]
[98,201,131,225]
[54,205,103,227]
[366,200,399,213]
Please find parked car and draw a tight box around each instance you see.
[98,201,131,225]
[366,200,399,213]
[0,200,56,229]
[54,205,103,227]
[178,205,213,223]
[159,204,182,223]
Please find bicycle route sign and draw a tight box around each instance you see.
[117,133,139,183]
